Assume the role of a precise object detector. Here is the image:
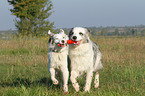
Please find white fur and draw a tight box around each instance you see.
[48,30,54,36]
[69,43,94,72]
[71,27,88,41]
[69,27,103,92]
[48,30,69,93]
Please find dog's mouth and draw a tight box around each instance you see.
[67,39,82,45]
[74,40,82,45]
[58,43,65,47]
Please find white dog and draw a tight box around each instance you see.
[48,29,69,93]
[68,27,103,92]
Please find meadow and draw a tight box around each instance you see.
[0,36,144,96]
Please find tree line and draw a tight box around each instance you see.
[87,26,145,36]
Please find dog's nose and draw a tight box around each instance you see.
[72,36,77,40]
[61,40,65,43]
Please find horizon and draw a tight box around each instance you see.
[1,25,145,31]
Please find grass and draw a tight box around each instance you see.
[0,37,145,96]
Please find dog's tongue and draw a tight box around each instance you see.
[58,43,61,47]
[58,43,65,47]
[76,41,82,45]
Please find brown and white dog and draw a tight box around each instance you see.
[68,27,103,92]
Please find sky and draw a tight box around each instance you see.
[0,0,145,30]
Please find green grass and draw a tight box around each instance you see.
[0,37,145,96]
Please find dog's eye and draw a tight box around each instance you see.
[62,37,65,39]
[79,32,83,36]
[71,32,74,35]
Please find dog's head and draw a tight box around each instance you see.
[68,27,90,46]
[48,29,68,52]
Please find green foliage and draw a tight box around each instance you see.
[114,28,119,35]
[86,25,145,37]
[101,28,108,36]
[141,28,145,36]
[8,0,54,36]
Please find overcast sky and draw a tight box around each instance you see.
[0,0,145,30]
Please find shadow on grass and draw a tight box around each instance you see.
[0,77,61,90]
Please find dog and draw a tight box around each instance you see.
[48,29,69,93]
[68,27,103,92]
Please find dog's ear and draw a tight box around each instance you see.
[48,30,54,36]
[69,28,73,39]
[87,29,90,33]
[65,35,69,40]
[84,27,90,33]
[48,36,54,44]
[59,29,65,34]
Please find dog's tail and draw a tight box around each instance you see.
[93,43,103,71]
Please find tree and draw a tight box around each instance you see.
[141,28,145,36]
[101,28,108,36]
[114,28,119,36]
[8,0,54,36]
[131,29,137,36]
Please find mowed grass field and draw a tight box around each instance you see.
[0,37,144,96]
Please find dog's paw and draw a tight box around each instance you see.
[84,86,90,92]
[63,85,68,93]
[53,80,59,85]
[94,83,99,88]
[64,92,69,95]
[74,83,79,92]
[84,89,90,93]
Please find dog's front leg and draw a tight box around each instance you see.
[70,71,80,92]
[84,70,93,92]
[49,68,59,85]
[94,72,99,88]
[62,68,69,93]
